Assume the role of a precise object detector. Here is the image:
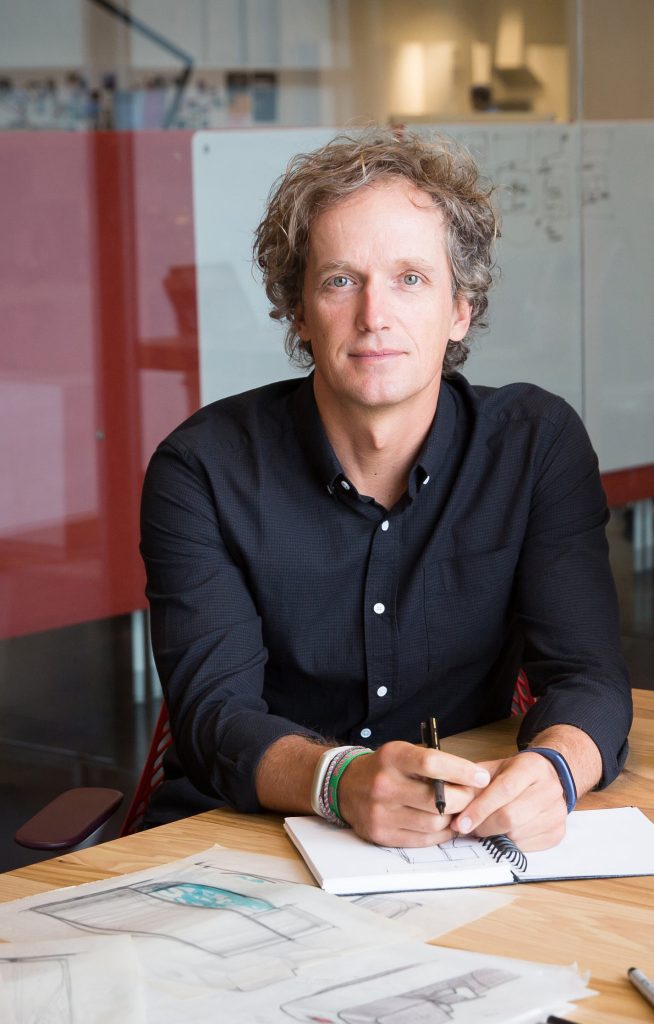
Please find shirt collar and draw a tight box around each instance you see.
[291,373,343,494]
[407,380,457,498]
[291,372,458,504]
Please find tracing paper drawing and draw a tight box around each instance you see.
[0,935,144,1024]
[0,848,594,1024]
[207,940,594,1024]
[0,848,404,1015]
[203,846,515,941]
[281,965,517,1022]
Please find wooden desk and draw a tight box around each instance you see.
[2,689,653,1023]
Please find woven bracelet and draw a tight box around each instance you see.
[310,745,354,824]
[328,748,373,823]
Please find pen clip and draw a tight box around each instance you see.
[420,717,440,749]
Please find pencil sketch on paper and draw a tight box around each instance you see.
[33,880,331,962]
[349,893,416,920]
[387,835,489,867]
[281,966,517,1023]
[0,952,74,1024]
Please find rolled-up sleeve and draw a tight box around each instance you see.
[140,440,319,812]
[514,402,632,786]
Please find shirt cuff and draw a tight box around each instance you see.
[516,685,631,789]
[209,711,322,812]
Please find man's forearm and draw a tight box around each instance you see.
[255,734,331,813]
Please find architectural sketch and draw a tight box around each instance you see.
[0,935,143,1024]
[0,846,594,1024]
[0,854,400,997]
[0,952,73,1024]
[350,894,415,920]
[388,835,489,867]
[281,966,517,1022]
[33,880,331,964]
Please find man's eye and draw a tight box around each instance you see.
[403,273,421,286]
[330,275,350,288]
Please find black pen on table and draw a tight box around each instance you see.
[421,716,446,815]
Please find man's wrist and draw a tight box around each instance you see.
[311,745,372,824]
[522,746,577,813]
[310,746,355,822]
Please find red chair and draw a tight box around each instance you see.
[15,702,172,851]
[511,668,537,715]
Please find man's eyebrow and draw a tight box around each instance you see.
[392,257,436,273]
[313,260,354,275]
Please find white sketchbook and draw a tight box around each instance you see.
[284,807,654,895]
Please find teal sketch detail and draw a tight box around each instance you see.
[143,883,274,913]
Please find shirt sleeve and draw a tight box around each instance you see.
[514,400,633,786]
[140,439,321,813]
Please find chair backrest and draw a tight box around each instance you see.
[511,669,537,716]
[121,700,173,835]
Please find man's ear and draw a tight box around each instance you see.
[294,302,311,342]
[450,294,472,342]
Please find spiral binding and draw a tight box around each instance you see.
[481,834,528,874]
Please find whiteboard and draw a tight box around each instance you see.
[426,124,583,415]
[582,123,654,472]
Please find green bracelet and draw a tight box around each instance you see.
[328,748,373,823]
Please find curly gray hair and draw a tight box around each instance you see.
[253,126,499,376]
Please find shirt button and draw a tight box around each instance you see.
[377,686,388,697]
[340,480,351,491]
[373,602,385,615]
[422,474,431,486]
[360,727,372,739]
[381,520,389,531]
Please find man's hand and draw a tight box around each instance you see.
[450,752,568,850]
[336,740,491,848]
[450,725,603,851]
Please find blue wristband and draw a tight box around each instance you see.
[522,746,577,813]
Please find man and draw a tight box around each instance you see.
[140,128,631,851]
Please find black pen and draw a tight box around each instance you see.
[546,1016,576,1024]
[421,716,446,815]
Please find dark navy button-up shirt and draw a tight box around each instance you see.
[140,372,632,824]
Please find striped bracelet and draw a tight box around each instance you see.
[310,746,354,824]
[310,745,372,825]
[327,748,373,824]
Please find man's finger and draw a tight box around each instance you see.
[450,756,547,835]
[402,746,492,790]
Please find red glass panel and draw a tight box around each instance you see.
[0,131,198,639]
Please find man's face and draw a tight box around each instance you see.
[295,176,471,416]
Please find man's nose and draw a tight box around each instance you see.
[355,282,391,333]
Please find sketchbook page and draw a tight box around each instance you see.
[518,807,654,881]
[198,846,517,940]
[284,817,515,894]
[0,935,144,1024]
